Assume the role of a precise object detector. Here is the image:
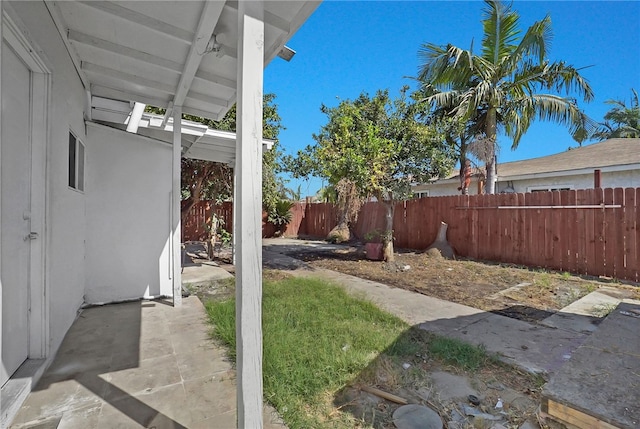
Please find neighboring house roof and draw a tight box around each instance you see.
[428,138,640,184]
[496,138,640,180]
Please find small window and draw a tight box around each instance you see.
[412,190,429,199]
[527,185,573,193]
[68,131,85,192]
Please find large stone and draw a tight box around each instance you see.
[393,404,443,429]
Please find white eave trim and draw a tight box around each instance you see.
[498,163,640,182]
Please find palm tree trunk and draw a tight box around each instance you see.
[485,107,498,194]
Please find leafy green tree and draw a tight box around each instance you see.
[417,0,595,193]
[591,89,640,140]
[286,89,455,261]
[149,94,285,221]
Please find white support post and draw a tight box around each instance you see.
[172,105,182,307]
[235,1,264,427]
[0,0,4,383]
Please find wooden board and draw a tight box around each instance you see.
[544,399,621,429]
[542,302,640,429]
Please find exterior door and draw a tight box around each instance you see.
[1,41,32,386]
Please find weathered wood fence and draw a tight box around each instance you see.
[183,188,639,283]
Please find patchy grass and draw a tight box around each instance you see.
[205,275,540,428]
[427,337,496,371]
[205,276,410,428]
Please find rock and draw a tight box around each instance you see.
[425,247,445,259]
[424,222,456,259]
[430,371,478,401]
[518,419,540,429]
[393,404,443,429]
[460,404,503,421]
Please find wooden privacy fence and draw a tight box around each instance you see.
[182,188,639,283]
[182,201,233,242]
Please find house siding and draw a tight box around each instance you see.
[415,168,640,196]
[85,124,173,303]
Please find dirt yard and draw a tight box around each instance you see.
[286,244,640,323]
[194,241,639,428]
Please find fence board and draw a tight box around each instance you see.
[626,189,639,282]
[583,189,597,277]
[623,189,638,282]
[603,189,616,278]
[576,190,588,274]
[564,190,578,273]
[184,188,640,282]
[613,188,625,279]
[537,191,554,269]
[593,189,606,277]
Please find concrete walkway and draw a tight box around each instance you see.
[10,238,636,428]
[263,238,638,376]
[9,297,284,429]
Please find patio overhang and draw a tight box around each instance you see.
[39,1,321,427]
[48,0,319,121]
[90,98,275,165]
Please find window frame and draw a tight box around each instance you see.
[68,130,85,192]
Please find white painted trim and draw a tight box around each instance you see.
[85,120,172,149]
[172,1,225,108]
[172,106,182,307]
[500,163,640,182]
[235,2,264,426]
[77,1,192,44]
[43,0,88,89]
[526,184,575,193]
[2,4,51,364]
[125,102,145,133]
[0,0,4,396]
[67,29,183,73]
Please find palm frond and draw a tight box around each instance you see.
[512,15,552,65]
[481,0,521,65]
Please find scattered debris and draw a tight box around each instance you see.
[495,398,503,409]
[468,394,480,406]
[393,404,443,429]
[402,363,411,370]
[360,386,409,405]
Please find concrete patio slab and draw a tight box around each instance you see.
[8,297,284,429]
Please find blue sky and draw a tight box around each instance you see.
[264,1,640,197]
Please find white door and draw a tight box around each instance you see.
[1,41,32,386]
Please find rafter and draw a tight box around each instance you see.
[172,1,226,108]
[77,1,193,43]
[194,69,236,90]
[91,84,170,110]
[226,1,290,33]
[43,1,90,89]
[82,62,175,95]
[68,29,183,73]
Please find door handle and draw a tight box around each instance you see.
[25,232,38,240]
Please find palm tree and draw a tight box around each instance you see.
[591,89,640,140]
[417,0,595,193]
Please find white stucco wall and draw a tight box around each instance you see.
[413,179,483,197]
[85,123,172,304]
[8,1,88,353]
[498,169,640,193]
[415,169,640,197]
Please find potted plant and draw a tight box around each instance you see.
[363,229,385,260]
[268,199,295,237]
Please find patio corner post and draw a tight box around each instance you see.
[235,1,264,428]
[172,105,182,307]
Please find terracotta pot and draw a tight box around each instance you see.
[365,242,384,260]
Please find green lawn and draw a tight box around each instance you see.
[205,274,498,428]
